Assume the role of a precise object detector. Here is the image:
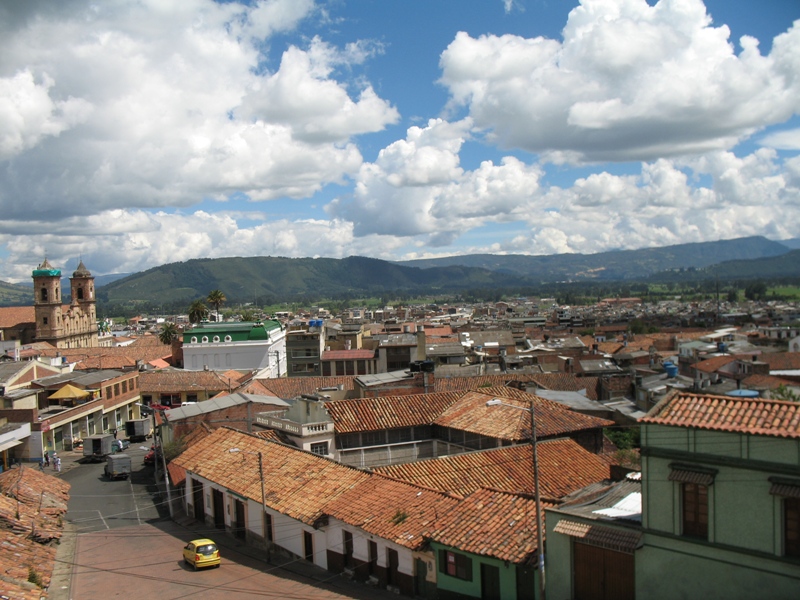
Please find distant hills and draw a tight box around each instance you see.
[0,236,796,307]
[394,236,792,280]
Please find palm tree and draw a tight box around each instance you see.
[159,322,179,345]
[207,289,226,320]
[188,299,208,324]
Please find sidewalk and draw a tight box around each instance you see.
[172,511,401,599]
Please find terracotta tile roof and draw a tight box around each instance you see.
[429,488,551,564]
[138,369,241,393]
[172,427,370,525]
[597,341,625,354]
[258,376,357,398]
[434,387,613,442]
[323,475,461,550]
[529,373,601,401]
[552,519,642,553]
[0,306,35,328]
[325,392,464,433]
[322,349,376,360]
[374,439,610,499]
[433,374,538,393]
[167,423,215,487]
[420,326,453,337]
[761,352,800,371]
[0,466,70,599]
[641,390,800,439]
[254,429,286,443]
[742,373,797,389]
[239,378,279,396]
[37,343,172,368]
[692,355,737,373]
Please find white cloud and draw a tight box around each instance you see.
[0,0,798,282]
[760,127,800,150]
[0,0,397,219]
[439,0,800,162]
[0,70,93,160]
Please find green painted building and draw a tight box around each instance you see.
[545,390,800,600]
[638,391,800,599]
[429,488,539,600]
[182,321,285,373]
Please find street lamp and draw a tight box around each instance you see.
[486,398,546,600]
[229,447,268,557]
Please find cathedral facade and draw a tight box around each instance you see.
[33,259,100,349]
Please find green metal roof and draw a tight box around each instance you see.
[32,268,61,277]
[184,321,282,343]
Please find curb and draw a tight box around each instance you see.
[48,522,77,600]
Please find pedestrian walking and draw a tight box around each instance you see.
[44,453,50,468]
[38,459,44,471]
[52,452,58,470]
[55,457,61,472]
[113,428,118,439]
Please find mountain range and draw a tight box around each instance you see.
[0,236,797,306]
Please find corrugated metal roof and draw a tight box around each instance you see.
[165,393,288,421]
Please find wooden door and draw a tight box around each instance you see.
[573,542,634,600]
[481,563,501,600]
[192,480,204,521]
[212,489,224,529]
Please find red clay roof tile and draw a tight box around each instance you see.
[641,390,800,438]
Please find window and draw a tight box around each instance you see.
[682,483,709,539]
[114,383,120,396]
[122,380,127,394]
[362,431,385,447]
[224,335,232,342]
[439,549,472,581]
[388,428,412,444]
[43,317,48,325]
[41,288,48,302]
[105,386,112,398]
[368,540,378,575]
[343,531,354,568]
[202,336,209,343]
[310,442,328,456]
[337,433,360,449]
[264,512,273,542]
[191,336,198,343]
[213,336,220,342]
[785,497,800,557]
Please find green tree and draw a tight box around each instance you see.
[188,300,208,324]
[207,289,226,317]
[745,281,767,301]
[773,385,800,402]
[158,322,179,345]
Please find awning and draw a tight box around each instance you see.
[0,439,23,453]
[668,464,717,486]
[49,384,90,400]
[769,477,800,499]
[553,519,642,554]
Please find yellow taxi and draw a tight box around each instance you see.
[182,539,221,570]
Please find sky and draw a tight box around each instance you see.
[0,0,798,282]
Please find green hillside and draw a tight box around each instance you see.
[0,279,33,306]
[395,236,791,280]
[98,256,528,303]
[94,237,800,306]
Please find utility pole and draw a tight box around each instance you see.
[530,399,545,600]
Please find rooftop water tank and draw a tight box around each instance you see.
[725,389,760,398]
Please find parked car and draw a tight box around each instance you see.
[183,539,220,570]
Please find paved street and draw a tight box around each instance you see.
[51,445,397,600]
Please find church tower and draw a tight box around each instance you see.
[33,258,64,342]
[33,258,100,349]
[70,260,96,322]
